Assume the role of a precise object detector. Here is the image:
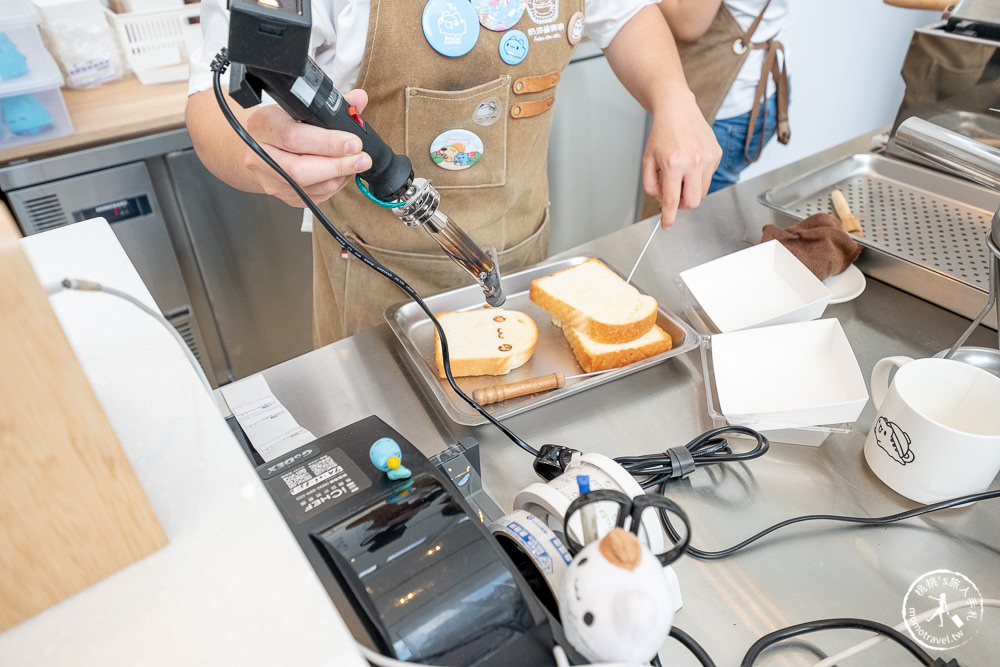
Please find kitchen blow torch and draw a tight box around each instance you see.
[223,0,504,307]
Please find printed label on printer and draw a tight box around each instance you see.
[268,447,372,524]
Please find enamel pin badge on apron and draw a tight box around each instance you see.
[567,11,584,45]
[499,30,529,65]
[430,129,484,170]
[471,0,526,32]
[473,97,503,126]
[422,0,481,57]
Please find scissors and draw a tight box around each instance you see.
[563,489,691,566]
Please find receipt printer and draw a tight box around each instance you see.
[230,415,559,665]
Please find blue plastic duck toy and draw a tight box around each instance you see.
[369,437,412,481]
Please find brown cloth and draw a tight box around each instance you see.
[761,213,862,281]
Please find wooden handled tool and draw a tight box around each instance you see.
[474,372,566,405]
[831,186,864,237]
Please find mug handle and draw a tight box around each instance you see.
[870,356,914,409]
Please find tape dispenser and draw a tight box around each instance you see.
[489,452,683,621]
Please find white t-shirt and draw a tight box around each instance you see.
[714,0,789,121]
[189,0,655,95]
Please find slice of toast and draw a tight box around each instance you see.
[529,258,658,344]
[433,308,538,378]
[561,322,673,373]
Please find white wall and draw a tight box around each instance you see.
[741,1,944,181]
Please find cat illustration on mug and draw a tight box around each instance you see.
[874,416,915,465]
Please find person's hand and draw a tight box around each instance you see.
[642,89,721,228]
[242,89,373,207]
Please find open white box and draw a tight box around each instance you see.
[710,318,868,432]
[680,240,832,333]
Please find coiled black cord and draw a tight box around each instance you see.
[614,425,769,489]
[209,50,537,456]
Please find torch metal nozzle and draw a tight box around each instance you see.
[391,178,505,306]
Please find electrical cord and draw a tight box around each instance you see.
[812,598,999,667]
[47,278,214,395]
[741,618,937,666]
[614,426,769,488]
[659,488,1000,561]
[667,626,716,667]
[210,50,536,457]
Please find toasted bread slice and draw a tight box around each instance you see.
[433,308,538,378]
[529,258,658,344]
[562,322,672,373]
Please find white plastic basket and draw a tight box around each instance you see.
[105,3,200,83]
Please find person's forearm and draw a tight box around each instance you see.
[602,5,721,226]
[602,6,694,116]
[185,89,266,194]
[657,0,723,42]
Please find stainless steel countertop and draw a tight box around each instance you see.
[226,132,999,666]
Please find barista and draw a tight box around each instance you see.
[186,1,721,345]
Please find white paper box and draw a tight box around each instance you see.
[711,318,869,430]
[680,240,832,333]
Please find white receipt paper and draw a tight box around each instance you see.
[220,375,316,462]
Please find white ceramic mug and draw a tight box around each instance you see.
[863,356,1000,504]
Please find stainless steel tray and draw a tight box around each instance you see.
[758,152,1000,326]
[385,255,701,425]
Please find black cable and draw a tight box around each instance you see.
[661,487,1000,560]
[615,426,769,488]
[209,51,537,456]
[740,617,935,666]
[668,626,716,667]
[757,639,828,661]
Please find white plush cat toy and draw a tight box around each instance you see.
[558,527,677,664]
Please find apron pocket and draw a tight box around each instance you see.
[405,76,510,190]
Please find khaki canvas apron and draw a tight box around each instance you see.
[312,0,584,346]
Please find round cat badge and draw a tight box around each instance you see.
[422,0,481,58]
[430,129,484,170]
[499,29,529,65]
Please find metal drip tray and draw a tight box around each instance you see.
[759,152,999,328]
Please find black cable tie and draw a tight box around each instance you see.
[666,446,697,478]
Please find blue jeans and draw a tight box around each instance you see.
[709,92,779,194]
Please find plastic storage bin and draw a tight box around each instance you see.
[33,0,126,88]
[105,3,201,85]
[0,0,72,151]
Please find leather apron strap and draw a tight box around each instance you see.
[736,0,772,52]
[743,37,790,163]
[739,0,791,163]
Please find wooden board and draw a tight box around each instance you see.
[0,206,168,631]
